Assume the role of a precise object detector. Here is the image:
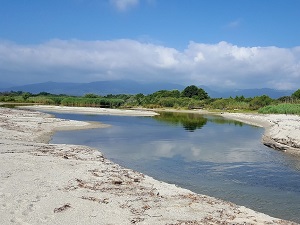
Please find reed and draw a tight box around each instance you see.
[258,103,300,115]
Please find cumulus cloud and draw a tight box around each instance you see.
[110,0,139,11]
[0,39,299,90]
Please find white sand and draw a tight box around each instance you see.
[221,112,300,156]
[0,107,297,225]
[19,105,159,117]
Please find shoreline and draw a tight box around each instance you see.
[219,112,300,156]
[149,107,300,156]
[14,104,300,156]
[141,107,300,156]
[19,105,159,117]
[0,107,298,224]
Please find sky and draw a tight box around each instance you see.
[0,0,300,90]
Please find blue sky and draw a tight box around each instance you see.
[0,0,300,90]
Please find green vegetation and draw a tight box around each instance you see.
[1,88,300,115]
[292,89,300,99]
[258,104,300,115]
[181,85,209,100]
[0,91,126,108]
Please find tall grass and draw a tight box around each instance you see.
[258,104,300,115]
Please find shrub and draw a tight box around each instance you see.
[258,104,300,115]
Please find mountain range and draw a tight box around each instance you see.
[0,80,295,99]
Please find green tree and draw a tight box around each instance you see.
[38,92,51,96]
[181,85,199,98]
[181,85,209,100]
[22,92,31,101]
[249,95,273,110]
[278,96,293,103]
[83,93,99,98]
[135,93,145,105]
[292,89,300,99]
[197,88,209,100]
[169,90,181,98]
[235,95,245,102]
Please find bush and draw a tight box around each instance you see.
[158,97,176,107]
[249,95,273,110]
[258,104,300,115]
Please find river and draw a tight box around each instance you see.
[49,111,300,223]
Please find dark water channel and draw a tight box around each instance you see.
[50,112,300,223]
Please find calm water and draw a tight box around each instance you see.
[50,112,300,223]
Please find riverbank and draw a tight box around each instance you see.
[149,107,300,156]
[220,112,300,156]
[19,105,159,117]
[1,107,297,224]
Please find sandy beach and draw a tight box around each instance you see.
[19,105,160,117]
[0,106,298,225]
[220,112,300,156]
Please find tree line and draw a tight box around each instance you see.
[1,85,300,114]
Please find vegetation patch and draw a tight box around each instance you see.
[258,104,300,115]
[1,86,300,115]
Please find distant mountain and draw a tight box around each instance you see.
[210,88,294,99]
[0,82,14,89]
[1,80,185,96]
[1,80,294,99]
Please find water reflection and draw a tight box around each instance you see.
[50,112,300,223]
[153,112,207,131]
[206,115,244,126]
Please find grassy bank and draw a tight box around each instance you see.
[258,104,300,115]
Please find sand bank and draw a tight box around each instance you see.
[19,105,159,117]
[220,113,300,156]
[0,107,297,224]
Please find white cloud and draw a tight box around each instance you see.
[0,39,299,90]
[110,0,139,11]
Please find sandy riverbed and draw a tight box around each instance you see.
[0,107,298,224]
